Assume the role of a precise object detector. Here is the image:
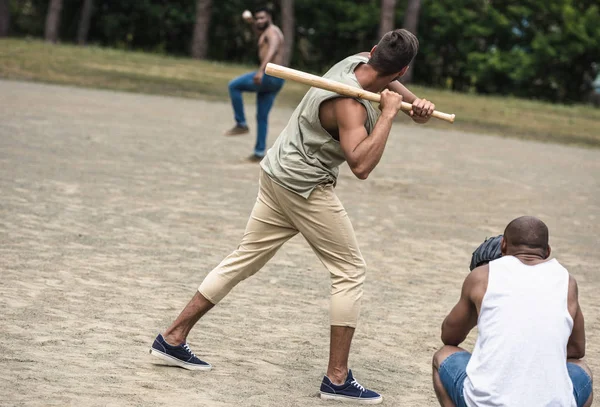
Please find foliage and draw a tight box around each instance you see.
[5,0,600,103]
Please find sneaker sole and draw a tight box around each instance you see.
[149,348,212,371]
[320,392,383,405]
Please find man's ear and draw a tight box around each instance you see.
[546,244,552,259]
[500,237,507,256]
[369,45,377,58]
[397,66,409,77]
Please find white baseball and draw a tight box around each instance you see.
[242,10,252,19]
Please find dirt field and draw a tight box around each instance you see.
[1,79,598,407]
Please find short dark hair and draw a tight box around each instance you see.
[503,216,549,255]
[368,29,419,76]
[254,6,272,16]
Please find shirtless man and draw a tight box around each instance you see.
[433,216,593,407]
[224,7,285,161]
[151,29,436,403]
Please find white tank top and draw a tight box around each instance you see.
[463,256,575,407]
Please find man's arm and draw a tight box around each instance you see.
[441,270,480,346]
[386,80,418,104]
[336,90,403,180]
[387,80,435,122]
[243,13,259,36]
[567,275,586,359]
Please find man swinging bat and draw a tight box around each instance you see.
[150,29,435,404]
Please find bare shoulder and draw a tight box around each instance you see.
[468,264,489,284]
[269,25,284,38]
[466,264,489,304]
[334,97,365,109]
[568,273,579,299]
[566,273,581,318]
[333,98,367,123]
[569,273,578,286]
[320,98,366,136]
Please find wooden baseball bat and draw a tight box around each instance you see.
[265,63,455,124]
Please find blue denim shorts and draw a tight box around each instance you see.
[439,351,593,407]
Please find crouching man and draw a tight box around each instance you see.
[433,216,593,407]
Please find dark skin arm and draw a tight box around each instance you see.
[441,268,483,346]
[331,90,404,179]
[567,275,586,359]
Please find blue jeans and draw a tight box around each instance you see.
[228,71,284,157]
[439,351,593,407]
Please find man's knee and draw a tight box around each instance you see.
[329,261,366,305]
[344,259,367,286]
[569,358,594,379]
[433,348,445,370]
[229,76,245,92]
[228,80,237,92]
[433,345,467,370]
[354,257,367,279]
[569,359,594,407]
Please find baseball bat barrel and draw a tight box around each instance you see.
[265,63,455,124]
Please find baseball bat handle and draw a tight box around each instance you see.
[266,63,455,124]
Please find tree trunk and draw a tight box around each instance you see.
[0,0,10,37]
[190,0,212,59]
[77,0,94,45]
[45,0,64,43]
[281,0,294,66]
[402,0,421,83]
[378,0,397,39]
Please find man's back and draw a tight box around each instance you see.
[464,256,576,407]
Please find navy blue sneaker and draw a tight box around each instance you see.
[320,369,382,404]
[149,334,212,371]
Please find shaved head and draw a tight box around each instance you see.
[503,216,550,257]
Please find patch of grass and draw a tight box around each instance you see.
[1,38,599,147]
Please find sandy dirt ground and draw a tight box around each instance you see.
[1,79,599,407]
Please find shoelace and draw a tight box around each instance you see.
[350,379,365,392]
[182,343,197,358]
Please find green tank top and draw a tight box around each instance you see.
[261,55,379,199]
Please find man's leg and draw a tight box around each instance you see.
[568,359,593,407]
[271,182,380,403]
[151,171,297,368]
[432,346,470,407]
[294,186,366,384]
[327,325,355,383]
[163,291,214,345]
[254,77,284,158]
[225,72,257,135]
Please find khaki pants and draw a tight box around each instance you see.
[198,169,366,327]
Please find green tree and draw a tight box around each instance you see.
[5,0,599,103]
[467,1,600,102]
